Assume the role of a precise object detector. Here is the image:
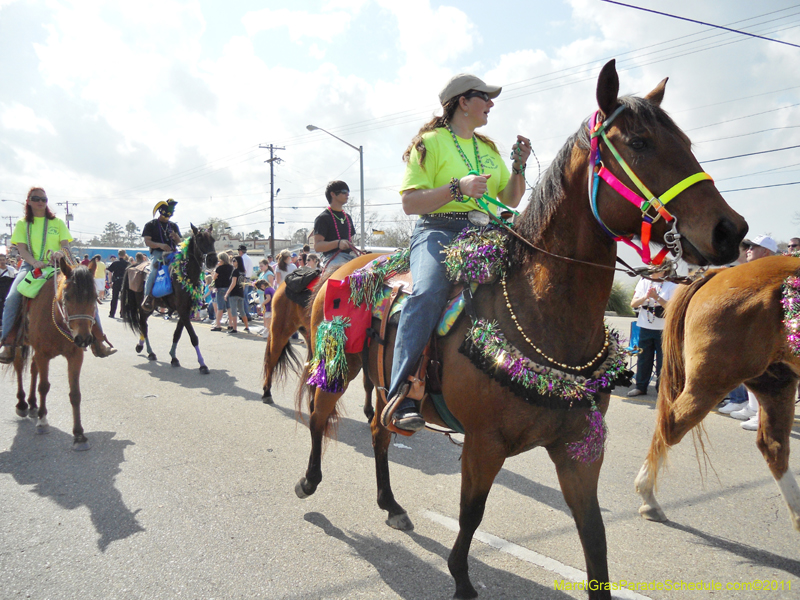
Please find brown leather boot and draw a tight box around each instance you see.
[91,339,118,358]
[141,295,154,311]
[0,344,14,364]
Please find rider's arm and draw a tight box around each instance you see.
[143,235,171,252]
[15,243,45,269]
[401,174,492,215]
[313,234,349,253]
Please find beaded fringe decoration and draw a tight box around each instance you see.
[172,238,204,308]
[348,249,410,307]
[782,275,800,357]
[442,226,508,285]
[307,317,351,393]
[459,318,633,463]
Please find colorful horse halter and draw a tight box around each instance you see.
[588,106,713,265]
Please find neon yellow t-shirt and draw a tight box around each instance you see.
[399,128,511,215]
[94,261,106,280]
[10,217,73,261]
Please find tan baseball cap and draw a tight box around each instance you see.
[439,74,502,105]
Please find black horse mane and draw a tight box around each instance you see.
[68,265,97,304]
[508,95,690,268]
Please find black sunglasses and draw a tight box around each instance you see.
[30,196,48,203]
[463,90,491,102]
[789,244,799,248]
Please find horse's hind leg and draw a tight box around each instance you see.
[66,351,89,450]
[448,434,506,600]
[636,382,729,522]
[750,366,800,530]
[548,443,610,600]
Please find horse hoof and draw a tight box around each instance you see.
[15,407,27,418]
[454,583,479,600]
[199,365,209,374]
[135,343,144,353]
[386,512,414,531]
[262,390,273,404]
[171,358,180,367]
[147,353,157,361]
[639,504,667,522]
[72,440,90,452]
[35,423,50,435]
[295,478,315,499]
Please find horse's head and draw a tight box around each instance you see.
[591,59,747,266]
[57,257,97,348]
[191,223,218,269]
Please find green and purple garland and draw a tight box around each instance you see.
[348,249,410,307]
[442,226,508,285]
[172,238,204,308]
[782,275,800,357]
[307,316,351,393]
[460,318,632,463]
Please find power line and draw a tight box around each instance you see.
[701,144,800,163]
[720,181,800,192]
[601,1,800,49]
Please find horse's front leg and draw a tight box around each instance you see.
[14,352,33,417]
[33,354,51,435]
[370,401,411,531]
[448,434,506,600]
[141,312,156,361]
[547,442,610,600]
[183,319,208,374]
[66,349,89,451]
[169,317,186,368]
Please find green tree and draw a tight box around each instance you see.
[125,220,140,246]
[100,222,124,246]
[198,217,231,239]
[291,228,310,245]
[246,229,264,239]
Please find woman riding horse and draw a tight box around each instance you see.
[386,73,531,432]
[0,187,115,364]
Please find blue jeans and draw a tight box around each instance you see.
[635,326,663,393]
[144,250,164,297]
[1,263,32,341]
[323,250,357,273]
[727,383,747,403]
[387,216,471,400]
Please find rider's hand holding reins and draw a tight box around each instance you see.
[459,173,491,198]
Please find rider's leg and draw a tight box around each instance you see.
[142,250,163,310]
[90,308,117,358]
[386,219,465,431]
[0,265,32,362]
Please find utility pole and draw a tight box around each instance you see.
[259,144,284,257]
[57,200,77,229]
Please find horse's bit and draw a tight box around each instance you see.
[588,105,713,275]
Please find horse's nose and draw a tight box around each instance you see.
[74,333,94,348]
[712,217,747,264]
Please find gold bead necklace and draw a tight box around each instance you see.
[501,276,610,372]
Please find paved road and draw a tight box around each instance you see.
[1,314,798,599]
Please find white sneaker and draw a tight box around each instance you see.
[741,415,759,431]
[719,401,747,414]
[260,330,269,338]
[730,406,758,420]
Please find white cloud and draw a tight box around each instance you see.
[242,7,352,42]
[1,103,56,134]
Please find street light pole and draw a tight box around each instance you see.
[306,125,365,251]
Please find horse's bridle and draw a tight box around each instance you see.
[51,265,96,342]
[588,105,712,270]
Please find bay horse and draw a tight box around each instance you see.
[635,255,800,530]
[10,258,99,450]
[294,60,747,599]
[261,278,376,421]
[120,225,217,373]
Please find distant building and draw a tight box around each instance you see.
[214,232,291,255]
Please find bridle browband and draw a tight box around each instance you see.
[588,105,712,272]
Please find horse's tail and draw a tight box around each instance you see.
[647,270,720,480]
[261,335,302,389]
[119,273,142,337]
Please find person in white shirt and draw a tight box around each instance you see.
[273,249,297,288]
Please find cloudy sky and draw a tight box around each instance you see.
[1,0,798,253]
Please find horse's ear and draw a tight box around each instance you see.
[596,59,619,118]
[59,256,71,278]
[191,223,199,236]
[645,77,668,107]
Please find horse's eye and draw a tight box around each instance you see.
[630,138,647,151]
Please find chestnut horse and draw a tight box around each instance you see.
[261,280,376,421]
[11,258,99,450]
[635,256,800,529]
[295,60,747,599]
[120,225,217,373]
